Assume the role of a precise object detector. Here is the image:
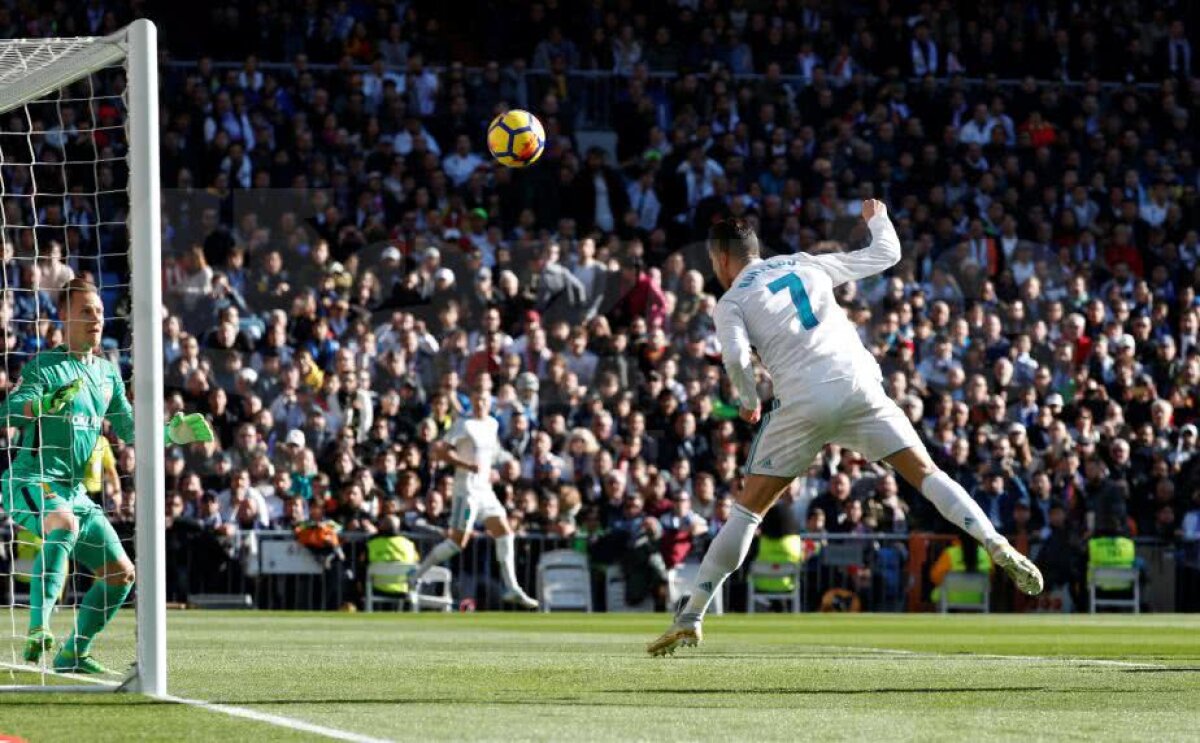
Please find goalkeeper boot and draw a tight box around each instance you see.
[53,647,112,675]
[23,627,55,663]
[501,589,539,610]
[989,539,1045,596]
[646,621,702,657]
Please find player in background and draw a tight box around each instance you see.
[409,379,539,609]
[83,434,120,504]
[0,278,214,673]
[648,200,1042,656]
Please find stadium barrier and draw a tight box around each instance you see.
[159,530,578,611]
[2,521,1196,612]
[4,529,1182,613]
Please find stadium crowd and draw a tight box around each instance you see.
[1,0,1199,609]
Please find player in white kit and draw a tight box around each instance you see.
[648,199,1041,655]
[410,383,538,609]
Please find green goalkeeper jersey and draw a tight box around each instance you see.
[1,346,133,487]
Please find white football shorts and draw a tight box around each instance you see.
[449,487,507,531]
[745,374,923,478]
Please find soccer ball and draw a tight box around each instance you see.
[486,109,545,168]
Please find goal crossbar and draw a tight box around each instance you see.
[0,34,128,116]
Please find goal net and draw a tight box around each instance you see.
[0,21,163,694]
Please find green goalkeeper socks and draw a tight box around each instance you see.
[63,579,132,657]
[29,528,77,631]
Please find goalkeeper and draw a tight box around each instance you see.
[0,279,213,674]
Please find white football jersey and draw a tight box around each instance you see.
[445,416,501,495]
[715,213,902,407]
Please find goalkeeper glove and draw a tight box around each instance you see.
[36,379,85,416]
[165,412,215,445]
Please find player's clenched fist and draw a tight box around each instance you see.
[861,199,887,220]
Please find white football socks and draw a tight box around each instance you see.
[678,503,762,627]
[494,533,524,594]
[920,470,1002,548]
[411,535,528,596]
[412,539,461,582]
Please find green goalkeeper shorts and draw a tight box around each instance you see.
[1,469,127,571]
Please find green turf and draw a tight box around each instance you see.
[2,612,1199,741]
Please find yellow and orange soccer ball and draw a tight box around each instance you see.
[486,109,545,168]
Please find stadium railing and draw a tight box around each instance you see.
[140,535,1200,614]
[7,526,1194,612]
[163,529,576,612]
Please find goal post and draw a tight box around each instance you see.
[127,18,166,698]
[0,19,163,695]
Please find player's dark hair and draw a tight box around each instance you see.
[708,218,759,261]
[62,277,99,314]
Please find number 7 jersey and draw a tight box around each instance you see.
[714,212,902,407]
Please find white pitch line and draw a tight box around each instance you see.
[820,645,1167,669]
[1,659,389,741]
[161,695,392,743]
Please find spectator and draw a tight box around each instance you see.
[611,259,668,330]
[972,467,1027,534]
[218,468,270,530]
[526,491,577,538]
[752,496,803,598]
[810,473,852,524]
[659,492,708,569]
[930,527,992,607]
[530,245,588,327]
[443,135,485,188]
[364,514,420,598]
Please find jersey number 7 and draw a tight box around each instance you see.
[767,273,820,329]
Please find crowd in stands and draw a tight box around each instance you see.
[1,1,1199,608]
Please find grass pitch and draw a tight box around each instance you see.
[2,611,1199,741]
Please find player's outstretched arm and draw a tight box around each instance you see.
[714,300,760,421]
[99,355,212,447]
[807,198,902,287]
[105,365,136,442]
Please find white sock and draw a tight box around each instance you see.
[494,534,522,594]
[412,539,461,582]
[921,470,1002,548]
[678,503,762,627]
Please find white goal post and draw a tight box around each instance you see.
[0,20,163,696]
